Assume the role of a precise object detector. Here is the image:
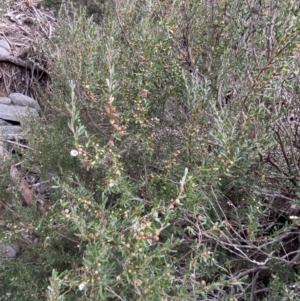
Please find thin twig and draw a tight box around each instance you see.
[112,0,135,56]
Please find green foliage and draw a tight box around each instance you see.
[1,0,300,300]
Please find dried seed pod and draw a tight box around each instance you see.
[111,112,119,119]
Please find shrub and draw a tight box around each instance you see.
[1,0,300,300]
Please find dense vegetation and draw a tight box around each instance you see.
[1,0,300,300]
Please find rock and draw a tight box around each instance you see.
[9,93,41,111]
[0,103,38,123]
[0,40,11,53]
[0,244,20,268]
[3,244,19,258]
[0,244,20,261]
[0,126,23,139]
[0,47,9,56]
[0,97,11,105]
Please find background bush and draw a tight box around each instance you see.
[1,0,300,300]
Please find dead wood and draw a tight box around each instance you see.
[0,142,34,206]
[0,54,48,76]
